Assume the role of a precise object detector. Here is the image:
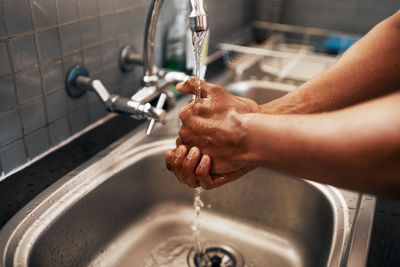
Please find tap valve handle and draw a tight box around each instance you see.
[107,96,165,124]
[146,92,167,136]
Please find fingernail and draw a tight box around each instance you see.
[187,147,197,160]
[175,145,185,158]
[199,155,208,167]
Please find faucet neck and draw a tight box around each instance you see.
[143,0,164,79]
[189,0,208,32]
[143,0,208,82]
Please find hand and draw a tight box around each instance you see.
[165,144,255,189]
[176,77,260,174]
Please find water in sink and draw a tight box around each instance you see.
[143,235,194,266]
[192,187,205,254]
[144,188,207,267]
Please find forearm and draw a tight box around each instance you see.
[239,92,400,195]
[260,10,400,115]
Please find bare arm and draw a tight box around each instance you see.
[261,10,400,114]
[165,11,400,195]
[167,81,400,196]
[239,92,400,196]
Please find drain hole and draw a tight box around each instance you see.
[187,242,244,267]
[195,247,236,267]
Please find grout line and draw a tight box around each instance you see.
[76,0,91,130]
[0,27,144,81]
[88,0,105,123]
[0,0,149,174]
[54,0,71,147]
[0,2,148,42]
[62,0,83,136]
[1,0,26,160]
[28,0,52,157]
[0,113,116,182]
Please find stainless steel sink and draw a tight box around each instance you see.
[0,78,375,267]
[227,80,296,104]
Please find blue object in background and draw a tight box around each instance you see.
[315,36,359,55]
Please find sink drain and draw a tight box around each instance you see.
[187,242,244,267]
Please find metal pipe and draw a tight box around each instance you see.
[143,0,164,79]
[142,0,208,83]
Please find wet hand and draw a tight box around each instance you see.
[175,77,260,174]
[165,144,255,189]
[165,145,202,188]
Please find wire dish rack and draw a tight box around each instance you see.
[220,21,361,85]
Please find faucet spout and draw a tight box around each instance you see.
[189,0,208,32]
[143,0,208,82]
[143,0,165,80]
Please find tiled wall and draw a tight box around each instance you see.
[281,0,400,34]
[0,0,251,177]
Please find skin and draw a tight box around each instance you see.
[165,10,400,196]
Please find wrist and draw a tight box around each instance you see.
[235,113,262,165]
[260,102,284,114]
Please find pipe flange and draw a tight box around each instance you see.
[66,65,90,98]
[119,44,142,73]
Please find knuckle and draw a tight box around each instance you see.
[178,128,189,140]
[177,109,185,120]
[188,77,197,86]
[195,167,203,177]
[178,129,184,139]
[200,179,212,190]
[175,137,181,146]
[178,104,193,120]
[182,158,191,169]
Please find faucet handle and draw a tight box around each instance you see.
[146,92,167,136]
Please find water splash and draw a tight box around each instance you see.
[143,236,194,267]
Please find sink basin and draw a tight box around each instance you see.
[0,79,375,267]
[227,80,296,104]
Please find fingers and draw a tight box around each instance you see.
[166,147,255,190]
[165,145,188,184]
[196,156,256,190]
[176,77,208,96]
[165,145,203,189]
[175,137,182,146]
[195,155,213,188]
[182,147,202,188]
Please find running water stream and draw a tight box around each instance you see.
[192,31,207,102]
[190,4,209,260]
[191,187,205,253]
[190,16,208,261]
[144,4,209,266]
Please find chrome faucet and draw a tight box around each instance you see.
[122,0,208,135]
[66,0,208,135]
[189,0,208,32]
[65,66,166,124]
[141,0,209,83]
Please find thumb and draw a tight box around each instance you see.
[176,77,225,97]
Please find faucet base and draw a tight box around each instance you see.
[66,66,89,98]
[119,44,143,73]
